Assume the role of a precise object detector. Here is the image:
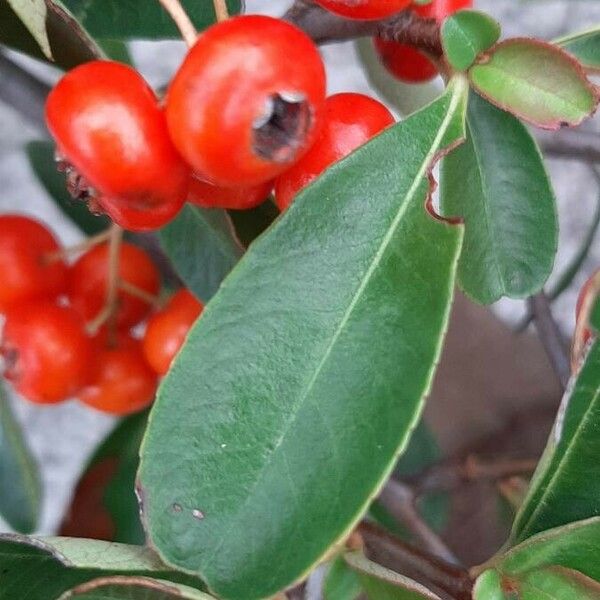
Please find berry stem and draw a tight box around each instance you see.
[213,0,229,22]
[86,224,123,336]
[156,0,197,47]
[119,280,160,307]
[43,229,112,264]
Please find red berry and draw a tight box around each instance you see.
[274,93,394,211]
[166,15,327,187]
[188,175,272,210]
[67,242,159,330]
[46,61,189,231]
[414,0,473,20]
[314,0,412,19]
[80,334,157,415]
[1,301,92,403]
[0,215,67,312]
[143,289,203,376]
[373,38,439,83]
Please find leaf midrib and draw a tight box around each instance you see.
[204,84,466,571]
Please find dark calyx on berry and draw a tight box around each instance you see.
[252,92,312,163]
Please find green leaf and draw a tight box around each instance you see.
[498,518,600,581]
[441,10,501,71]
[469,39,599,129]
[324,557,363,600]
[0,386,41,533]
[59,576,213,600]
[512,341,600,543]
[227,200,279,248]
[6,0,51,58]
[0,0,102,69]
[556,26,600,72]
[158,205,243,304]
[27,141,110,236]
[0,535,205,600]
[345,553,442,600]
[441,92,557,304]
[138,79,467,600]
[59,0,241,39]
[61,412,148,545]
[474,567,600,600]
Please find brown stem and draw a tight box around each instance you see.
[43,229,112,264]
[213,0,229,22]
[407,456,539,496]
[358,521,472,600]
[156,0,197,47]
[86,224,123,336]
[379,479,460,565]
[118,280,160,306]
[283,1,442,56]
[527,292,570,389]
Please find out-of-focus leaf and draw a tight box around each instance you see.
[469,39,599,129]
[0,535,206,600]
[324,557,363,600]
[60,412,148,545]
[556,26,600,72]
[158,205,243,304]
[512,341,600,543]
[227,200,279,248]
[27,141,110,236]
[59,0,242,39]
[0,386,40,533]
[441,92,557,304]
[0,0,102,69]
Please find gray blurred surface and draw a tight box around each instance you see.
[0,0,599,535]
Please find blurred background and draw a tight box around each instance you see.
[1,0,599,565]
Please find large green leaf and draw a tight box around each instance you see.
[0,0,102,69]
[158,205,243,304]
[139,79,467,600]
[556,26,600,72]
[511,341,600,543]
[441,92,557,304]
[0,386,41,533]
[0,535,205,600]
[345,553,442,600]
[474,566,600,600]
[61,412,148,545]
[469,39,599,129]
[59,576,213,600]
[27,141,110,236]
[441,10,500,71]
[59,0,241,39]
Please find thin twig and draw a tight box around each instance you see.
[156,0,197,47]
[406,456,539,496]
[538,129,600,164]
[86,224,123,335]
[213,0,229,22]
[118,280,159,305]
[527,292,571,389]
[379,479,460,565]
[358,521,472,600]
[44,229,112,264]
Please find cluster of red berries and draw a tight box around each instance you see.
[0,215,202,414]
[45,3,464,231]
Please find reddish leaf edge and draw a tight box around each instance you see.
[468,37,600,131]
